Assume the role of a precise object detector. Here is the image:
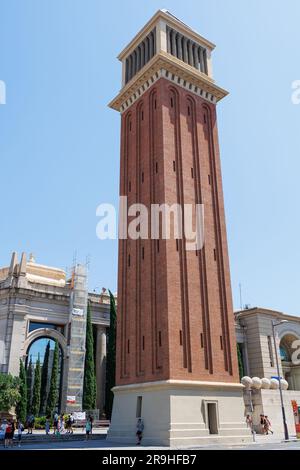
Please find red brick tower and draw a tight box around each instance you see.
[107,10,250,446]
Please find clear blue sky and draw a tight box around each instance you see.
[1,0,300,314]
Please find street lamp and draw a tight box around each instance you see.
[271,319,289,441]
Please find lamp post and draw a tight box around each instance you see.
[272,319,289,441]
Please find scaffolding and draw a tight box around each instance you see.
[65,263,88,412]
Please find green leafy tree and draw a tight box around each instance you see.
[105,290,116,419]
[26,356,34,414]
[83,302,97,410]
[40,341,50,414]
[0,373,20,412]
[32,354,41,416]
[46,340,59,416]
[237,343,244,380]
[16,359,27,422]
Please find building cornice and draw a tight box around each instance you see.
[235,307,300,323]
[109,51,228,112]
[112,379,243,394]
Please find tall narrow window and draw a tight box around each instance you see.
[191,167,194,178]
[142,336,145,351]
[158,331,162,347]
[179,330,183,346]
[127,339,130,353]
[155,162,158,173]
[220,336,223,350]
[200,333,204,348]
[157,240,160,253]
[141,172,144,183]
[176,239,179,251]
[142,246,145,260]
[173,161,176,172]
[128,254,131,267]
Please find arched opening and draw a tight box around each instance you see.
[25,337,63,415]
[280,333,300,391]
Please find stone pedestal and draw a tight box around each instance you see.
[107,380,252,447]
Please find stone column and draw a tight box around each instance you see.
[95,326,107,414]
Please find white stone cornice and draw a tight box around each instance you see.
[112,379,244,394]
[109,52,228,113]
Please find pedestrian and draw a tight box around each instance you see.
[17,420,24,447]
[264,415,274,435]
[260,414,266,434]
[88,414,94,435]
[85,417,92,441]
[59,414,65,434]
[136,418,144,445]
[5,419,14,448]
[27,414,34,434]
[246,414,253,432]
[53,411,59,434]
[66,413,74,434]
[3,420,8,448]
[0,419,7,446]
[45,416,50,435]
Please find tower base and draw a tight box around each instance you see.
[107,380,252,447]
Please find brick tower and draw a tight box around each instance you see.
[107,10,250,445]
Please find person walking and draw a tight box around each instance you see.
[53,411,59,435]
[264,416,274,435]
[27,414,34,434]
[66,413,74,434]
[5,420,14,448]
[17,420,24,447]
[136,418,144,445]
[260,414,266,434]
[88,415,94,435]
[3,420,9,448]
[59,414,65,434]
[85,417,92,441]
[45,416,50,435]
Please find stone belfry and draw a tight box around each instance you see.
[107,10,250,445]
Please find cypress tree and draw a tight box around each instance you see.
[46,340,59,416]
[40,340,50,414]
[16,359,27,423]
[105,290,116,419]
[237,343,244,380]
[26,356,33,414]
[32,354,41,416]
[83,302,97,410]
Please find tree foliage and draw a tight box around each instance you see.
[32,354,41,416]
[40,340,50,414]
[105,290,116,419]
[83,302,97,410]
[237,343,244,380]
[46,341,59,416]
[26,356,33,414]
[0,373,20,412]
[16,359,27,422]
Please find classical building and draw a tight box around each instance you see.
[235,307,300,436]
[107,10,250,446]
[0,252,110,414]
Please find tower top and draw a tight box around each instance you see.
[117,9,215,62]
[109,10,228,112]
